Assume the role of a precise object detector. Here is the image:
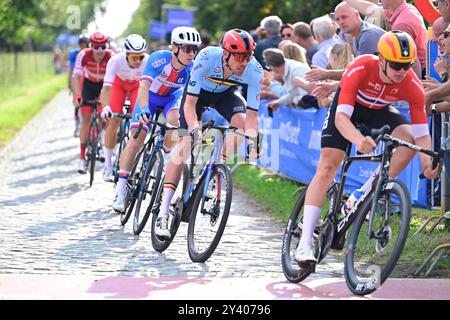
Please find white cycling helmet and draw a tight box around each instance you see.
[171,26,201,46]
[124,34,147,54]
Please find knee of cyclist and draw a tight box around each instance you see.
[316,164,338,181]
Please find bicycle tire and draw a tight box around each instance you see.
[187,163,232,263]
[88,121,98,187]
[151,165,189,253]
[113,130,129,185]
[344,179,411,296]
[281,187,314,283]
[133,149,164,235]
[119,147,144,225]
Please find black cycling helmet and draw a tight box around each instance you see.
[79,34,89,45]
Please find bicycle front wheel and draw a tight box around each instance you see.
[344,179,411,296]
[281,186,321,283]
[133,149,164,235]
[187,164,232,263]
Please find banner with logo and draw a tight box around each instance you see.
[149,20,166,40]
[166,10,194,31]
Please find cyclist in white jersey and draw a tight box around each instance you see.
[99,34,149,182]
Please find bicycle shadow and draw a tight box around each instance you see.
[8,167,77,188]
[86,275,211,299]
[14,155,76,174]
[12,145,75,163]
[265,279,365,300]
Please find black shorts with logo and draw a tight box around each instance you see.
[82,78,103,107]
[321,87,410,151]
[178,87,247,134]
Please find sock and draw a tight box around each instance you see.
[158,183,177,219]
[103,147,113,168]
[163,145,171,154]
[116,169,130,197]
[299,205,322,247]
[80,143,86,160]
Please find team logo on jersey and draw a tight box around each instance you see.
[152,58,166,68]
[391,89,399,94]
[214,67,220,73]
[193,64,203,72]
[177,77,185,83]
[161,71,167,78]
[368,81,382,91]
[256,94,261,101]
[189,80,197,87]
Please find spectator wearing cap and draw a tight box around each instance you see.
[254,15,283,69]
[311,15,343,69]
[263,48,311,110]
[292,22,319,66]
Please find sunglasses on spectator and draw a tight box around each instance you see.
[177,44,199,54]
[388,61,413,71]
[282,33,292,38]
[127,54,145,61]
[232,52,253,63]
[92,44,107,50]
[444,31,450,39]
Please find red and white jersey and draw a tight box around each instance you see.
[102,52,149,87]
[338,54,428,138]
[73,48,115,83]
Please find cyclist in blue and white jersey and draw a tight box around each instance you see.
[149,28,264,238]
[112,26,202,212]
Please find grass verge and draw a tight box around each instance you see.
[0,74,66,148]
[233,164,450,278]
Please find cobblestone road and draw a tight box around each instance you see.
[0,90,344,279]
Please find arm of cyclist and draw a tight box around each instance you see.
[335,110,377,154]
[99,86,112,119]
[415,134,439,180]
[72,50,85,107]
[137,80,151,123]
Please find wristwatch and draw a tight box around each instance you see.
[431,103,438,115]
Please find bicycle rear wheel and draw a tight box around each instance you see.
[133,149,164,235]
[344,179,411,296]
[187,164,232,263]
[88,120,98,187]
[113,129,129,185]
[281,187,314,283]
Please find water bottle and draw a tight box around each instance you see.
[341,189,364,216]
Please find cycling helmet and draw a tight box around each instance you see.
[79,34,89,45]
[171,26,201,46]
[124,34,147,54]
[377,31,416,63]
[90,31,108,45]
[221,29,255,53]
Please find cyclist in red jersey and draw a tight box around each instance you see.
[72,32,115,174]
[294,31,439,264]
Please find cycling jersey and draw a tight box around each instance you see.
[131,50,192,132]
[69,48,80,69]
[186,46,264,111]
[73,48,115,83]
[337,54,428,139]
[103,52,149,86]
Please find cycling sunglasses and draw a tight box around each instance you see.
[127,54,145,61]
[92,44,107,50]
[177,44,199,54]
[232,51,253,63]
[388,61,413,71]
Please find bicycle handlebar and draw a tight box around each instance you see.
[133,113,179,139]
[111,113,132,120]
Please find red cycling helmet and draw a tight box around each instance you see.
[90,31,108,45]
[221,29,255,53]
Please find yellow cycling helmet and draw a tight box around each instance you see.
[377,31,417,63]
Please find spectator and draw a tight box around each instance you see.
[345,0,427,78]
[281,23,294,41]
[311,15,343,69]
[437,0,450,23]
[282,42,308,65]
[292,22,319,66]
[263,48,311,110]
[334,2,385,56]
[254,15,283,69]
[432,16,449,55]
[328,42,353,70]
[278,39,292,50]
